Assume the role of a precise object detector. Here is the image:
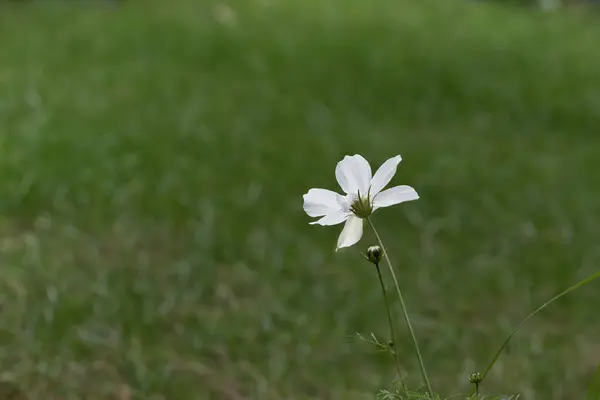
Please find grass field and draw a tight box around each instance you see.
[1,0,600,398]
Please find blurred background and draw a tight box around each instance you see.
[1,0,600,398]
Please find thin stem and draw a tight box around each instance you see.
[367,217,434,397]
[587,361,600,399]
[472,269,600,396]
[374,262,403,380]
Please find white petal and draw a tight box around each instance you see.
[335,155,372,195]
[336,215,364,250]
[303,188,344,217]
[373,185,419,209]
[370,155,402,195]
[310,210,349,226]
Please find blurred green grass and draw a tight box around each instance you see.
[1,0,600,398]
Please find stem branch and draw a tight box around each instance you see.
[473,269,600,396]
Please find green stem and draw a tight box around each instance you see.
[587,361,600,400]
[374,262,404,381]
[473,269,600,395]
[367,217,434,397]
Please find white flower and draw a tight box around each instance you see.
[303,154,419,250]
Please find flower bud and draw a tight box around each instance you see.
[468,372,482,384]
[365,245,383,265]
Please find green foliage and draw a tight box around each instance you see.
[0,0,599,398]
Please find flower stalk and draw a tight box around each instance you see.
[366,245,403,380]
[367,217,434,398]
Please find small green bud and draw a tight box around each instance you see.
[468,372,482,384]
[365,245,383,265]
